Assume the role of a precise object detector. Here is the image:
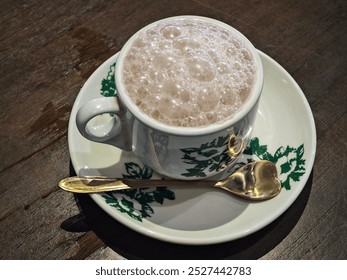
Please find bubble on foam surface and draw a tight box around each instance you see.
[217,62,230,74]
[122,18,257,127]
[186,56,216,81]
[197,88,218,112]
[173,37,201,53]
[161,25,182,39]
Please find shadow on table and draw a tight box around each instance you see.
[62,161,313,260]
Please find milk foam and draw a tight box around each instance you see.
[122,18,257,127]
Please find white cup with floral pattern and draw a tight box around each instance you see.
[76,16,263,179]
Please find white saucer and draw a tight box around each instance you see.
[68,50,316,245]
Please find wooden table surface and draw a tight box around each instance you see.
[1,0,346,260]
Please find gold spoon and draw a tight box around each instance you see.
[58,160,281,201]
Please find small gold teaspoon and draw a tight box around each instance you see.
[58,160,281,201]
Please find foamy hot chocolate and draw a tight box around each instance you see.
[121,18,257,127]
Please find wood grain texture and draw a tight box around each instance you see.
[0,0,346,259]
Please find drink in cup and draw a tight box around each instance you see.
[121,17,256,128]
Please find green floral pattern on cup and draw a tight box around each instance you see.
[180,134,233,178]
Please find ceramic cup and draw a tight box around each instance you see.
[76,16,263,180]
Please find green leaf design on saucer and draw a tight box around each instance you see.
[102,163,175,222]
[243,137,306,190]
[101,63,116,97]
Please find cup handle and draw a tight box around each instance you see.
[76,97,132,151]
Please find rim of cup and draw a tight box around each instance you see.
[115,15,263,136]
